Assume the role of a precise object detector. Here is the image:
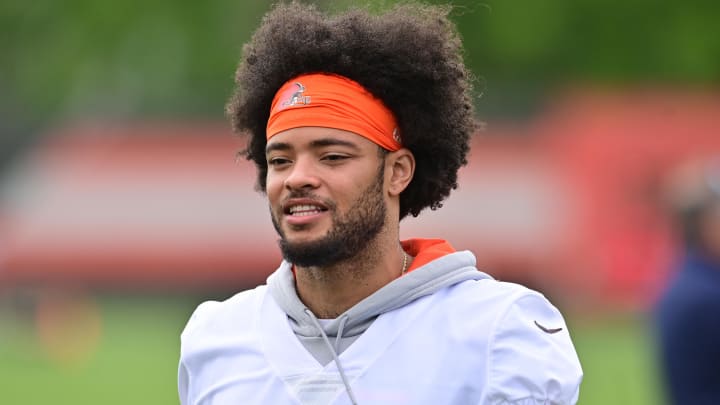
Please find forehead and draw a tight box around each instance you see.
[266,126,377,152]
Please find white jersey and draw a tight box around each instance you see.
[179,277,582,404]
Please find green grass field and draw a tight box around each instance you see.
[0,294,665,404]
[570,316,664,405]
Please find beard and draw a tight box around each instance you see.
[271,165,386,268]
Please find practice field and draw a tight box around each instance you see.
[0,295,663,404]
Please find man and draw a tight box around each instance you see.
[178,3,582,404]
[656,160,720,405]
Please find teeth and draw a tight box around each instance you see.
[289,204,323,215]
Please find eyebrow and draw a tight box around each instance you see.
[265,142,292,155]
[265,137,361,154]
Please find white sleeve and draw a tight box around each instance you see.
[178,361,190,405]
[177,301,220,405]
[481,292,583,405]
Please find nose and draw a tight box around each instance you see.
[283,157,321,191]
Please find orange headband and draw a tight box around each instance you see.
[266,73,401,151]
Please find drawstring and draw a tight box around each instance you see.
[304,309,358,405]
[335,315,349,352]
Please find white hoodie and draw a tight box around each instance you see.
[179,239,583,404]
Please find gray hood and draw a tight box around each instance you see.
[267,250,492,365]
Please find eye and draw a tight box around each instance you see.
[322,154,349,162]
[267,157,291,167]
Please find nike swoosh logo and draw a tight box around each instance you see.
[534,320,563,334]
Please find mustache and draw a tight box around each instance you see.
[283,191,335,207]
[285,189,320,200]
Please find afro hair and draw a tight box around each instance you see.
[227,1,476,219]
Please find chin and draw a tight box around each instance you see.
[282,231,328,246]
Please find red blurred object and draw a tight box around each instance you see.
[0,122,280,291]
[1,90,719,310]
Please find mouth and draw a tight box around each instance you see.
[286,204,328,217]
[282,198,330,226]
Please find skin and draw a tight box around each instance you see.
[265,127,415,318]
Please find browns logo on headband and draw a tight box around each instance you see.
[266,73,402,151]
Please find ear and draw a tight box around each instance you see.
[386,148,415,197]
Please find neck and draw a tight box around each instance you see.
[294,230,406,319]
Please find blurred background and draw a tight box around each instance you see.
[1,0,719,403]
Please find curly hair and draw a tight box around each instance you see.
[227,1,475,219]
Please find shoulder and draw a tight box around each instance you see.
[446,279,583,404]
[443,278,551,321]
[178,286,269,404]
[180,285,268,344]
[658,270,720,326]
[441,280,569,344]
